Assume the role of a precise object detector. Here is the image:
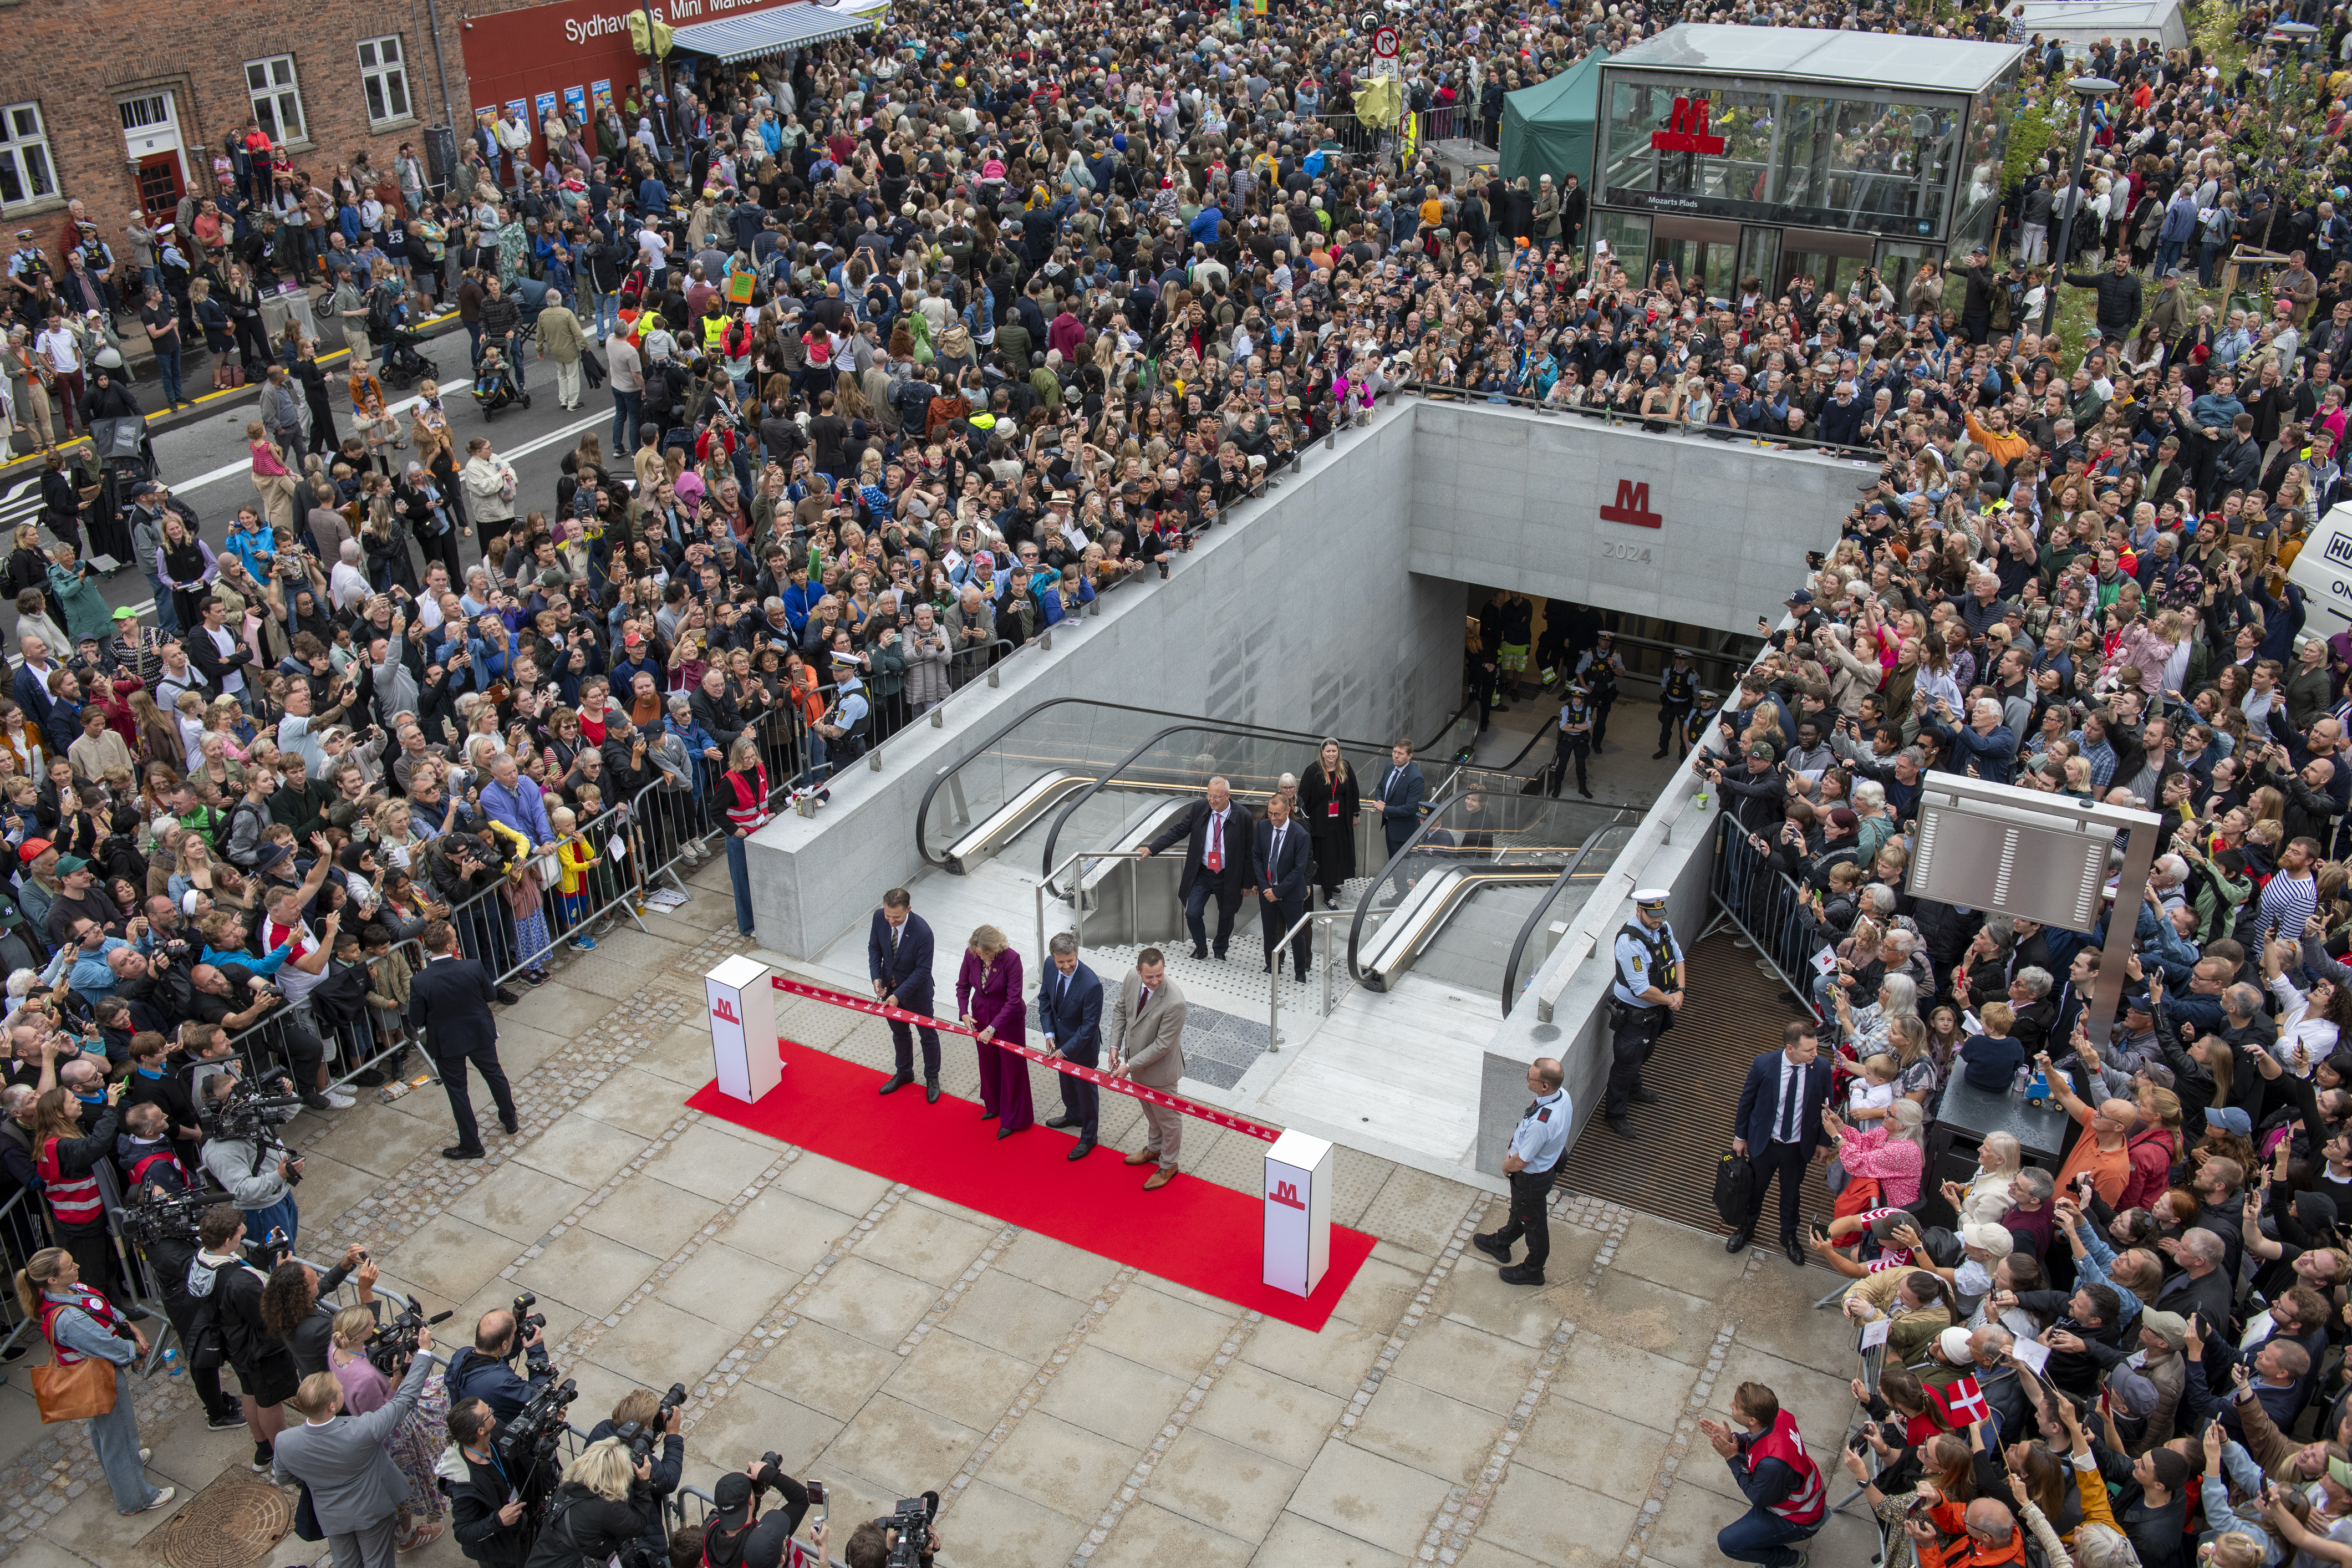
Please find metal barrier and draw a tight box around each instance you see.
[1703,810,1826,1014]
[1397,380,1891,467]
[1268,908,1351,1052]
[207,931,437,1103]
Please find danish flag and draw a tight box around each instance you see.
[1926,1373,1991,1428]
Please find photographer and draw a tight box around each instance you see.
[256,1242,373,1375]
[520,1436,656,1568]
[187,1204,302,1472]
[844,1496,936,1568]
[698,1460,824,1568]
[119,1102,241,1430]
[198,1068,304,1244]
[444,1306,552,1420]
[441,1397,534,1566]
[584,1388,684,1558]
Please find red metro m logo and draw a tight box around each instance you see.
[712,996,741,1025]
[1651,96,1725,155]
[1269,1179,1306,1211]
[1599,479,1664,529]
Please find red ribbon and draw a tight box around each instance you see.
[770,974,1282,1143]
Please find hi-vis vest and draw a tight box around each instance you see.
[1747,1409,1827,1526]
[1617,920,1681,994]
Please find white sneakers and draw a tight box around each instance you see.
[321,1089,357,1109]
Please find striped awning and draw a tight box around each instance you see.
[669,1,882,62]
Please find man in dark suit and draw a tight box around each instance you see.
[1254,794,1317,981]
[1036,932,1104,1159]
[1140,776,1253,960]
[405,917,516,1160]
[1372,739,1428,858]
[1728,1021,1832,1265]
[870,888,941,1102]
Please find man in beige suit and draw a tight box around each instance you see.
[1108,947,1187,1190]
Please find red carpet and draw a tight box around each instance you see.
[686,1043,1375,1332]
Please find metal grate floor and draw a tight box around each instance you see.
[1553,930,1832,1238]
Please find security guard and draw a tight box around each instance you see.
[1472,1056,1570,1286]
[1655,649,1701,760]
[1605,888,1686,1138]
[1549,684,1594,800]
[1574,630,1626,750]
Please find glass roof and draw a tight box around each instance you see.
[1602,24,2027,94]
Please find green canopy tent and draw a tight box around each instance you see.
[1499,51,1607,195]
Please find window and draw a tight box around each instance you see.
[0,103,55,211]
[245,55,305,145]
[358,37,410,126]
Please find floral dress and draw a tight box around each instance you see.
[329,1343,450,1524]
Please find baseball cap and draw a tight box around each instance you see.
[2136,1309,2188,1349]
[111,607,136,622]
[17,839,51,864]
[2204,1105,2253,1137]
[1745,741,1777,761]
[2106,1367,2162,1421]
[1785,589,1815,605]
[54,856,90,876]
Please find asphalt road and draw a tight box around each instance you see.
[0,330,618,623]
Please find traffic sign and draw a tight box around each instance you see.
[1373,24,1399,57]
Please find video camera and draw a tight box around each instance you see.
[493,1374,578,1470]
[119,1184,218,1249]
[199,1069,306,1146]
[612,1382,686,1462]
[875,1491,939,1568]
[366,1300,454,1377]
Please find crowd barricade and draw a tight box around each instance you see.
[1399,379,1891,466]
[1707,808,1829,1014]
[212,933,438,1102]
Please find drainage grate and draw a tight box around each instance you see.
[1552,930,1832,1237]
[149,1475,294,1568]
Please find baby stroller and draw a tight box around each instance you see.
[470,348,528,420]
[375,324,431,390]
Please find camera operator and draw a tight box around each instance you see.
[584,1389,684,1559]
[256,1242,374,1375]
[441,1398,534,1566]
[198,1069,304,1245]
[119,1103,242,1429]
[843,1495,936,1568]
[698,1459,826,1568]
[187,1204,302,1472]
[444,1306,552,1420]
[520,1435,657,1568]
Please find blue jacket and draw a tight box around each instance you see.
[1921,710,2018,786]
[2159,191,2202,243]
[1733,1047,1832,1160]
[666,715,719,793]
[480,777,554,849]
[442,1344,552,1422]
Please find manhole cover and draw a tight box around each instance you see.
[149,1475,293,1568]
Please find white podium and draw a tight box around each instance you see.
[1262,1128,1334,1297]
[705,955,779,1102]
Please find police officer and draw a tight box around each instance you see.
[1574,630,1626,751]
[1605,889,1686,1138]
[1655,649,1701,760]
[1472,1056,1570,1286]
[1549,684,1594,800]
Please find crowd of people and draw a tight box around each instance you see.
[0,0,2344,1560]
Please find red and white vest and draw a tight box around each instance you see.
[37,1136,103,1226]
[38,1282,125,1364]
[1747,1409,1827,1526]
[724,765,771,834]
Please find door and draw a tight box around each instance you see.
[1649,216,1739,299]
[118,91,186,218]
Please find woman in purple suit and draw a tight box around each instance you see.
[956,924,1033,1136]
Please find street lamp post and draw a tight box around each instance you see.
[2040,75,2119,334]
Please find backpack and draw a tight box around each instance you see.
[305,956,374,1027]
[366,286,400,339]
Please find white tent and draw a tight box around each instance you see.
[2009,0,2188,54]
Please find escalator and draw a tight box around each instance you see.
[1347,793,1636,999]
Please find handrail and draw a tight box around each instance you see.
[1035,719,1415,892]
[1036,848,1150,983]
[914,697,1479,872]
[1499,814,1638,1017]
[1268,908,1351,1053]
[1398,380,1892,466]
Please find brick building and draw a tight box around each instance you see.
[0,0,863,268]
